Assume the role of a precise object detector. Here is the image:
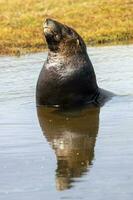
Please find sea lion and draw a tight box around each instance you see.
[36,18,112,108]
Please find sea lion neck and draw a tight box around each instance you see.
[47,50,90,70]
[47,51,64,63]
[47,47,88,61]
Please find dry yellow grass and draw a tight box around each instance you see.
[0,0,133,55]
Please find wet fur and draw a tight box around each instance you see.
[36,19,113,108]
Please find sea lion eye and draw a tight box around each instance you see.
[55,34,60,41]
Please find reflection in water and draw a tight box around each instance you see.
[37,106,100,190]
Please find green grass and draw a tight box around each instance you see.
[0,0,133,55]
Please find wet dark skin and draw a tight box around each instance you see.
[36,19,113,108]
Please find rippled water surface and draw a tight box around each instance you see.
[0,45,133,200]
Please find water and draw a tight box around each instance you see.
[0,45,133,200]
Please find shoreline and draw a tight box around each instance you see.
[1,0,133,56]
[0,40,133,56]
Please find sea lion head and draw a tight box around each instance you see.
[43,18,86,54]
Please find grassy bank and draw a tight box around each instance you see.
[0,0,133,55]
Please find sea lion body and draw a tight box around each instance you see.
[36,19,112,108]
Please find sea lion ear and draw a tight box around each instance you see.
[76,39,80,46]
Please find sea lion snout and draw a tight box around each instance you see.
[45,18,55,26]
[44,18,55,29]
[43,18,60,35]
